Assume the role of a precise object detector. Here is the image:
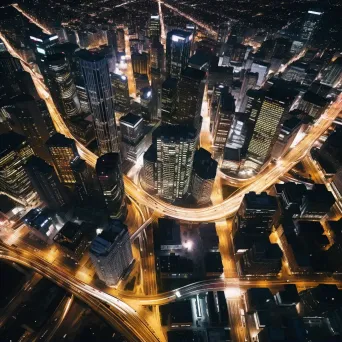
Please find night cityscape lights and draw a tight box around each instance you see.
[0,0,342,341]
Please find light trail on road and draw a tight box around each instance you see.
[158,0,217,36]
[12,3,52,34]
[0,244,162,342]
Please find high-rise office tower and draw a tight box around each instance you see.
[0,132,39,206]
[0,52,22,97]
[46,133,79,184]
[173,67,206,129]
[0,51,22,76]
[190,148,218,204]
[78,50,119,154]
[131,52,150,76]
[5,94,53,161]
[161,77,178,124]
[44,53,81,118]
[75,77,91,113]
[245,87,292,170]
[119,112,144,144]
[70,156,93,202]
[36,100,56,138]
[237,71,258,112]
[166,29,193,79]
[141,144,157,193]
[119,113,149,162]
[116,28,125,53]
[107,29,117,50]
[217,22,230,44]
[242,89,265,155]
[212,90,236,154]
[150,38,164,72]
[300,10,323,43]
[96,153,126,219]
[29,33,59,57]
[110,73,130,114]
[89,219,133,286]
[150,38,164,120]
[149,15,161,40]
[25,156,69,211]
[156,125,197,202]
[14,70,40,100]
[321,57,342,88]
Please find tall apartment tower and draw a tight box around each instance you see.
[156,126,198,202]
[245,87,292,170]
[46,133,79,184]
[0,132,39,206]
[89,219,133,286]
[78,50,119,155]
[44,53,81,118]
[25,156,69,211]
[166,29,193,79]
[96,153,126,219]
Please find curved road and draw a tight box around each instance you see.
[1,33,341,222]
[0,243,162,342]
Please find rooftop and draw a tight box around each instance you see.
[0,131,27,159]
[45,133,75,148]
[119,112,143,127]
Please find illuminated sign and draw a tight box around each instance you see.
[37,47,46,54]
[172,35,185,42]
[146,90,152,98]
[308,10,323,15]
[151,15,159,19]
[30,36,43,42]
[49,35,58,41]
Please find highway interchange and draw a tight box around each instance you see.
[1,3,342,341]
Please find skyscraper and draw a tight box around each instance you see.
[300,10,323,43]
[149,15,161,40]
[320,57,342,88]
[212,90,236,155]
[96,153,126,219]
[166,29,193,79]
[150,38,164,72]
[78,50,119,154]
[173,67,206,129]
[237,71,258,112]
[190,148,218,204]
[25,156,69,211]
[156,125,198,202]
[245,87,292,170]
[141,144,157,193]
[0,132,39,206]
[131,52,150,76]
[89,219,133,286]
[46,133,79,184]
[44,53,81,118]
[161,77,178,125]
[110,73,130,114]
[5,94,53,161]
[119,113,148,162]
